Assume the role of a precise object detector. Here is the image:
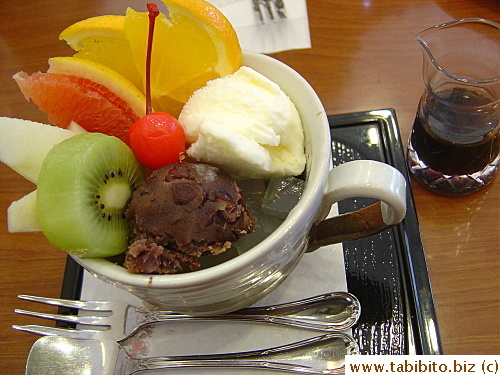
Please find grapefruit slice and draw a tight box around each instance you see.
[14,57,147,144]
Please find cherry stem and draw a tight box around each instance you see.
[145,3,160,115]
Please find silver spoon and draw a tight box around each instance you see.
[26,334,358,374]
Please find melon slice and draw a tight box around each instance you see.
[0,117,76,183]
[67,121,88,135]
[7,190,41,232]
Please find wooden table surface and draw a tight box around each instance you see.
[1,0,499,370]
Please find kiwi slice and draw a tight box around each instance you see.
[36,133,147,258]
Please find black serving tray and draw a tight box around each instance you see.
[329,109,441,355]
[60,108,442,355]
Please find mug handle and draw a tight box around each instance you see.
[307,160,407,252]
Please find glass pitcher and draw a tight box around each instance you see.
[407,18,499,195]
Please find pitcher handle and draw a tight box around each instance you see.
[307,160,406,252]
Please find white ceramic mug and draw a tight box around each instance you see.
[72,51,406,315]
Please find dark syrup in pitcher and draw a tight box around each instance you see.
[408,88,499,194]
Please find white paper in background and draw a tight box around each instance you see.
[207,0,311,54]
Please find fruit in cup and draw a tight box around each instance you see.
[126,0,242,116]
[36,133,147,258]
[14,57,146,144]
[1,2,244,261]
[60,15,143,91]
[8,191,40,233]
[0,117,78,233]
[0,117,150,260]
[59,0,242,117]
[129,112,186,169]
[0,1,305,273]
[128,3,186,170]
[0,117,76,183]
[2,1,241,243]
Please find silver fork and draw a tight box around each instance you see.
[13,292,360,341]
[253,0,287,24]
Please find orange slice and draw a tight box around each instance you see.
[59,15,143,90]
[59,1,242,117]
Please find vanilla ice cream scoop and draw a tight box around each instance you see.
[178,67,306,178]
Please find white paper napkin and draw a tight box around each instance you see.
[208,0,311,54]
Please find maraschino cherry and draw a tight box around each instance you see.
[129,3,186,170]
